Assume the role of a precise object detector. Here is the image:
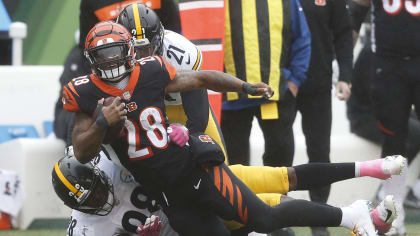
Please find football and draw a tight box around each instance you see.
[93,96,125,144]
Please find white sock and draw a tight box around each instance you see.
[339,207,354,230]
[412,179,420,199]
[355,162,361,177]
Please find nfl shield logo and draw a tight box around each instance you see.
[123,91,131,100]
[315,0,326,6]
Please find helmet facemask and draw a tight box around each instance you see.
[85,40,135,82]
[75,166,115,216]
[132,22,164,59]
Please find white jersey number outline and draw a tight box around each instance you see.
[383,0,420,16]
[126,106,168,160]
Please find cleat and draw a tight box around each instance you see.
[349,200,378,236]
[381,156,406,178]
[371,195,397,234]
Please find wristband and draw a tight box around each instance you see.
[95,104,109,129]
[242,82,258,95]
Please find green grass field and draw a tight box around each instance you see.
[0,224,419,236]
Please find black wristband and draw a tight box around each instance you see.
[242,82,258,95]
[349,1,369,32]
[95,104,109,129]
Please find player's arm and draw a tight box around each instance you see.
[180,89,209,133]
[72,112,106,164]
[349,0,370,37]
[72,98,126,164]
[165,70,274,98]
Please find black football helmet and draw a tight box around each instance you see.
[84,21,136,82]
[51,147,115,216]
[117,3,164,58]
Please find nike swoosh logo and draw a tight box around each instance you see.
[193,178,201,190]
[385,209,393,222]
[186,55,191,65]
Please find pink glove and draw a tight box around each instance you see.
[167,124,189,147]
[136,215,162,236]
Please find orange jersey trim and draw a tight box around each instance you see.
[62,85,81,112]
[161,57,177,80]
[90,65,140,100]
[94,0,138,21]
[94,0,161,21]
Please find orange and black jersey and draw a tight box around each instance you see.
[79,0,181,49]
[371,0,420,57]
[62,56,194,190]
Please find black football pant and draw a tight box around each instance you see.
[162,163,342,236]
[349,48,420,163]
[370,54,420,160]
[296,90,332,204]
[221,91,297,167]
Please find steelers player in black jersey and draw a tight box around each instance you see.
[350,0,420,234]
[63,21,380,236]
[53,0,180,145]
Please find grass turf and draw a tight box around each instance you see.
[1,224,420,236]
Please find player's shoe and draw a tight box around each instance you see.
[384,204,406,236]
[381,155,406,179]
[371,195,397,234]
[349,200,377,236]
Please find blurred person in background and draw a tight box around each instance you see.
[295,0,353,234]
[350,0,420,233]
[220,0,311,234]
[53,0,181,146]
[347,21,420,216]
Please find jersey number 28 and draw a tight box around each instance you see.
[125,106,168,160]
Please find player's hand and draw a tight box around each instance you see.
[287,81,299,97]
[136,215,162,236]
[167,124,189,147]
[335,81,351,101]
[99,97,127,127]
[245,82,274,99]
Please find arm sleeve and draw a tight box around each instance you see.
[331,0,353,83]
[156,0,181,34]
[180,89,210,134]
[282,0,311,88]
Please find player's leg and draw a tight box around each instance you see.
[296,91,332,236]
[203,164,376,235]
[257,93,297,167]
[221,106,256,165]
[370,55,411,158]
[228,156,405,195]
[164,203,230,236]
[371,55,413,235]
